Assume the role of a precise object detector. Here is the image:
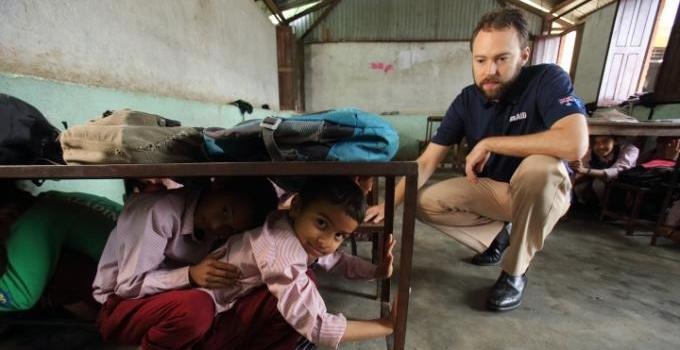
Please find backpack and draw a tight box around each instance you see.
[203,108,399,162]
[60,109,206,164]
[617,165,675,188]
[0,94,64,165]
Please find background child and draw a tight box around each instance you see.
[0,180,122,320]
[570,135,639,207]
[201,176,396,349]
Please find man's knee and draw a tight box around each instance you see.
[416,189,438,222]
[512,155,568,191]
[416,187,457,223]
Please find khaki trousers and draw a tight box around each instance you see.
[417,155,571,276]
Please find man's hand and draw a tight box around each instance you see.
[465,140,492,183]
[364,203,386,224]
[374,234,396,279]
[189,250,242,289]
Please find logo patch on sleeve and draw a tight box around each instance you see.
[559,96,577,106]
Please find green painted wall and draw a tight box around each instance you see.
[1,72,284,203]
[573,3,617,104]
[380,115,429,161]
[629,104,680,121]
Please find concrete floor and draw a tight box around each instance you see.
[320,205,680,350]
[3,176,680,350]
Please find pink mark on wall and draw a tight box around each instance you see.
[370,62,394,73]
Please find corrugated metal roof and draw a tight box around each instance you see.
[291,0,544,42]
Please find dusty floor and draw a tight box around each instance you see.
[320,207,680,350]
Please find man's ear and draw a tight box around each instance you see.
[521,46,531,65]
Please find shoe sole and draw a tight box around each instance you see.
[470,251,505,266]
[486,300,522,312]
[470,259,501,266]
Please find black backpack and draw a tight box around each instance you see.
[0,94,64,165]
[617,165,675,188]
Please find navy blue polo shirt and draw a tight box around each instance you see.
[432,64,586,182]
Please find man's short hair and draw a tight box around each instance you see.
[297,176,366,223]
[470,8,529,51]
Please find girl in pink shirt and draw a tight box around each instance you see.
[201,176,396,349]
[570,135,639,206]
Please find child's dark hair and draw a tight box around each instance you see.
[297,176,366,223]
[214,176,278,227]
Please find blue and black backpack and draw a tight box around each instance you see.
[203,108,399,163]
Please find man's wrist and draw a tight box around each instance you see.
[479,138,493,153]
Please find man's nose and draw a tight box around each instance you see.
[486,61,498,76]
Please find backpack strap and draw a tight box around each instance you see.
[260,116,286,161]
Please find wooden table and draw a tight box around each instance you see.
[0,161,418,350]
[588,119,680,136]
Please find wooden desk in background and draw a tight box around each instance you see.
[424,118,680,137]
[587,119,680,137]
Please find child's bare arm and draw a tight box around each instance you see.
[374,234,395,279]
[341,296,397,343]
[341,319,393,342]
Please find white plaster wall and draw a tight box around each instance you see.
[573,3,617,104]
[0,0,279,109]
[305,42,472,114]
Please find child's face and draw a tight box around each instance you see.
[194,191,255,240]
[592,136,615,159]
[290,199,359,259]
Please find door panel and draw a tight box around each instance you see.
[532,35,561,64]
[598,0,661,106]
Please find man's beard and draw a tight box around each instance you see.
[474,65,523,101]
[475,79,508,101]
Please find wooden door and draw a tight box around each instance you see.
[532,35,562,64]
[598,0,661,106]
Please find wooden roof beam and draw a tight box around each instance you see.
[301,0,341,40]
[263,0,286,24]
[284,0,334,24]
[502,0,572,27]
[549,0,590,22]
[278,0,320,11]
[551,0,589,14]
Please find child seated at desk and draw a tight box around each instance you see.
[200,176,396,349]
[639,136,680,165]
[570,135,639,207]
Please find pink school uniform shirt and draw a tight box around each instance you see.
[201,210,377,349]
[583,143,639,179]
[93,188,221,304]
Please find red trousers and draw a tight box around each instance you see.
[97,272,317,350]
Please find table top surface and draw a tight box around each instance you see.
[587,119,680,136]
[0,161,419,179]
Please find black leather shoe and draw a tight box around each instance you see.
[471,223,511,266]
[486,271,527,311]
